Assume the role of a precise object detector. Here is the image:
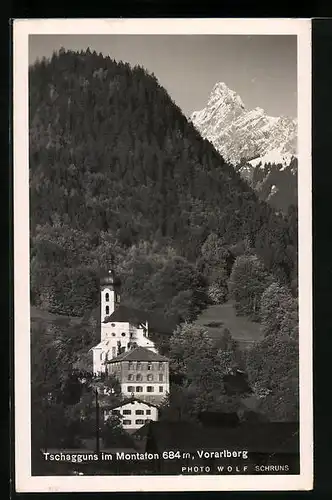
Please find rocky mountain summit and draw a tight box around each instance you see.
[191,82,297,210]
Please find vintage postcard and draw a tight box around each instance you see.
[13,18,313,492]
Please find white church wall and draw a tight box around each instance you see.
[101,322,158,353]
[131,325,157,352]
[101,321,131,345]
[92,347,104,375]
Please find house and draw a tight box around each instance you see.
[104,397,159,431]
[91,268,176,374]
[105,346,170,405]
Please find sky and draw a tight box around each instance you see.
[29,35,297,119]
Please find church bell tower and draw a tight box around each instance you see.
[100,266,121,324]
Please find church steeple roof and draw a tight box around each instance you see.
[100,267,121,287]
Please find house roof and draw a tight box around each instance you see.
[145,421,299,454]
[103,305,178,336]
[106,346,169,363]
[132,422,151,439]
[197,411,240,427]
[106,397,160,410]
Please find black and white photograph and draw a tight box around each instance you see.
[13,19,312,492]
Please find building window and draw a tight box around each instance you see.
[111,323,115,327]
[146,409,151,415]
[105,306,109,315]
[159,386,164,392]
[128,361,134,370]
[135,419,144,425]
[136,374,142,381]
[105,293,109,302]
[121,332,126,337]
[123,420,131,425]
[112,409,120,415]
[159,374,163,382]
[128,374,133,381]
[147,363,152,371]
[147,374,153,382]
[147,386,154,393]
[127,386,134,392]
[135,410,144,415]
[136,386,143,392]
[137,362,141,370]
[123,409,131,415]
[158,362,164,370]
[112,347,116,357]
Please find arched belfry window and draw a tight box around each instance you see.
[105,306,109,315]
[105,293,109,302]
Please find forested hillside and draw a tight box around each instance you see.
[29,48,298,320]
[236,157,298,212]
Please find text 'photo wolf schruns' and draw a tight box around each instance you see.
[29,35,299,476]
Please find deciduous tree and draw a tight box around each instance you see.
[228,254,274,320]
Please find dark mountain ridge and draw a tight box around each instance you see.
[29,48,298,317]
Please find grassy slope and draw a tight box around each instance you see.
[195,300,263,349]
[30,306,81,324]
[31,301,263,347]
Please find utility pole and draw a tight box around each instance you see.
[44,404,48,453]
[95,388,100,456]
[44,392,52,453]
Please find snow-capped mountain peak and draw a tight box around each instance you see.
[190,81,298,212]
[191,81,297,167]
[210,81,245,108]
[191,82,245,137]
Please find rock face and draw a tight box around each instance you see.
[191,82,298,211]
[191,82,297,166]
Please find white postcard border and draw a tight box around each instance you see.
[14,18,313,492]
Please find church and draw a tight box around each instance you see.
[89,267,174,429]
[91,267,176,375]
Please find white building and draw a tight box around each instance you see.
[105,346,170,406]
[104,397,159,431]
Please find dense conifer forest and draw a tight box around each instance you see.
[29,49,299,461]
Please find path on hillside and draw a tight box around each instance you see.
[195,301,263,349]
